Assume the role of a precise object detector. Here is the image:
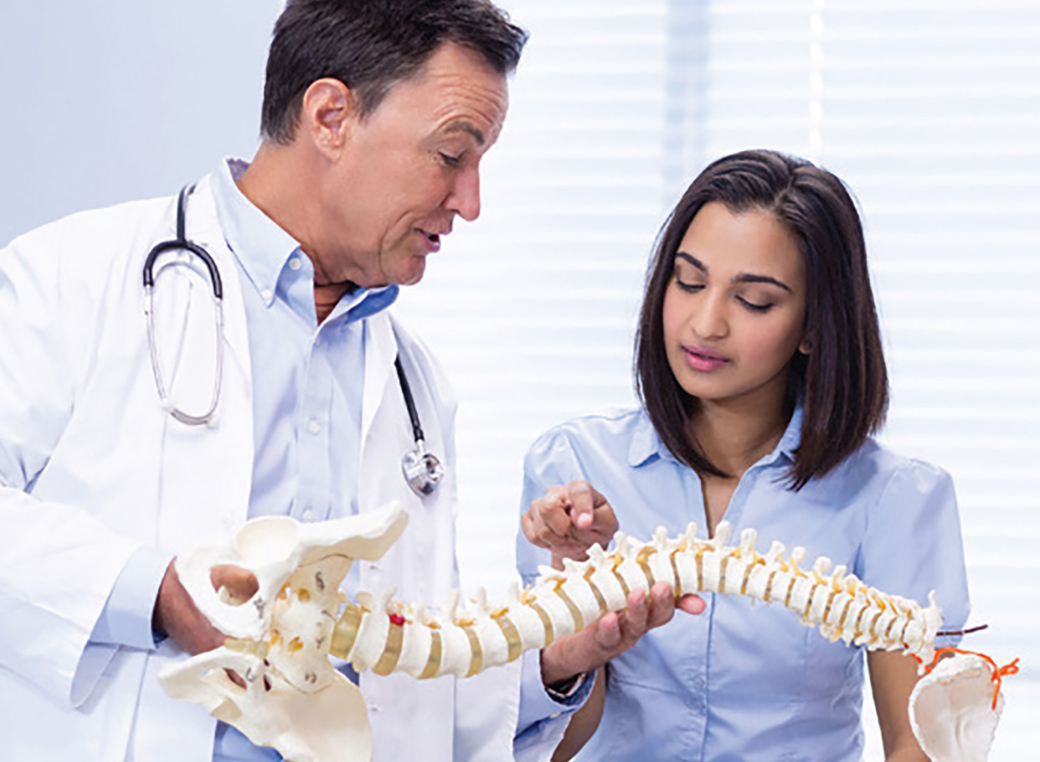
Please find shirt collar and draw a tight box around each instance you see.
[212,157,301,308]
[627,401,804,469]
[211,157,399,321]
[628,410,671,468]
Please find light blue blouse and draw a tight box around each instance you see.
[516,406,970,762]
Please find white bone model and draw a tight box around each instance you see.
[159,501,1011,762]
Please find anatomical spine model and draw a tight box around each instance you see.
[160,501,1006,762]
[338,516,944,680]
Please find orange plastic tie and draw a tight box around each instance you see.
[919,647,1020,711]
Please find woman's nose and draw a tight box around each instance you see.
[691,291,728,340]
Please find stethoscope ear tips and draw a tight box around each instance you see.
[402,444,444,497]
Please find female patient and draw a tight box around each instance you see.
[518,150,969,762]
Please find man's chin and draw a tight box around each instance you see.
[397,256,427,287]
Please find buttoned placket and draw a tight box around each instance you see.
[682,450,786,762]
[676,463,711,760]
[295,329,335,524]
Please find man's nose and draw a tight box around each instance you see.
[447,166,481,222]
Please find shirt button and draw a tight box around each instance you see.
[261,288,272,301]
[302,509,315,523]
[288,257,302,271]
[308,419,322,435]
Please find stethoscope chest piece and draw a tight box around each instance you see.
[395,355,444,497]
[401,444,444,497]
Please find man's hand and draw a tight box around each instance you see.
[540,582,706,686]
[153,560,259,656]
[521,481,619,566]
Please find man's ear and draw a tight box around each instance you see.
[299,78,356,157]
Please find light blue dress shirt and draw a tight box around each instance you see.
[516,405,970,762]
[91,158,398,762]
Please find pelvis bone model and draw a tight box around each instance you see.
[159,501,1011,762]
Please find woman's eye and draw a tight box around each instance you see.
[675,279,703,294]
[738,296,772,313]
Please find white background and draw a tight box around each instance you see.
[1,1,1036,759]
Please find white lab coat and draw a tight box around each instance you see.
[0,176,522,762]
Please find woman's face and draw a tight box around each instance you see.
[662,201,808,413]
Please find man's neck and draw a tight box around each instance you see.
[238,144,350,325]
[314,281,357,323]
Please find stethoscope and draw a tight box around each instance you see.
[143,185,444,497]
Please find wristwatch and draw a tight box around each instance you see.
[545,670,588,702]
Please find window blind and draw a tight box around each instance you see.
[394,0,674,594]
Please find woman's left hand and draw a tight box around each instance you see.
[540,581,706,686]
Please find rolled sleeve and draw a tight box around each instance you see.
[859,459,970,648]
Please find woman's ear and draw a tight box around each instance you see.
[299,77,356,157]
[798,336,813,355]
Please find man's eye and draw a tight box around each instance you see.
[440,152,462,167]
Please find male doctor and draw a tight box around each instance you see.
[0,1,692,760]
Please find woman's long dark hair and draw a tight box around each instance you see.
[635,149,888,490]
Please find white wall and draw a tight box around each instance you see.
[0,1,282,244]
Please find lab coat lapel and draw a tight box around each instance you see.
[361,313,397,447]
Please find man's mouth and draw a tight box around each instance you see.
[415,228,444,252]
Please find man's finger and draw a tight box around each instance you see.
[211,564,259,605]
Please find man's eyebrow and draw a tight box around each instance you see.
[675,251,792,292]
[443,120,486,146]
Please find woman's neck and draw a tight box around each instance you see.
[689,396,791,479]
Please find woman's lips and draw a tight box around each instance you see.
[683,345,730,372]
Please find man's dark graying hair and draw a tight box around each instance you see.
[261,0,528,144]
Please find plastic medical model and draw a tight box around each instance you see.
[159,501,1015,762]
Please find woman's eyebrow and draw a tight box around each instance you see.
[675,251,791,292]
[675,251,707,272]
[734,273,792,292]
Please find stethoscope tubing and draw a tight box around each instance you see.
[143,185,224,426]
[143,183,442,495]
